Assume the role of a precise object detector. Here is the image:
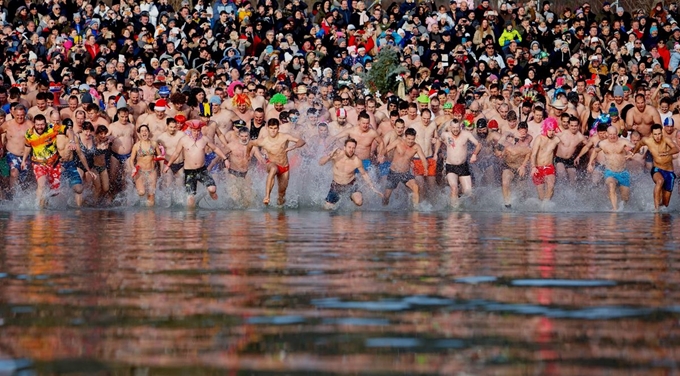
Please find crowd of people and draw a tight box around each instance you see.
[0,0,680,210]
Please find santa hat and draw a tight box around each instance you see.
[429,89,438,99]
[155,99,167,112]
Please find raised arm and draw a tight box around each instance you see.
[319,148,339,166]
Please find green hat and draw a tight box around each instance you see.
[443,102,453,109]
[269,93,288,105]
[416,94,430,104]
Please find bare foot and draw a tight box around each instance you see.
[263,197,270,205]
[277,196,286,206]
[209,192,218,200]
[382,197,389,206]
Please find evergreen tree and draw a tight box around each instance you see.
[361,47,408,97]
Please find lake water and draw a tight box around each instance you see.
[1,209,679,375]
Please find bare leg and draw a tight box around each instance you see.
[350,192,363,206]
[405,179,420,205]
[566,167,578,185]
[148,171,158,206]
[501,169,515,206]
[662,191,673,207]
[9,168,19,194]
[263,164,277,205]
[277,172,289,205]
[544,174,556,200]
[653,173,665,210]
[555,162,567,182]
[620,186,630,208]
[187,194,196,208]
[459,176,473,196]
[207,185,218,200]
[535,183,546,201]
[605,177,618,211]
[446,173,460,206]
[73,184,84,207]
[109,157,123,194]
[36,175,47,208]
[425,176,436,197]
[414,175,425,198]
[382,188,393,205]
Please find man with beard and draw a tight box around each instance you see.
[319,138,381,209]
[224,127,256,206]
[554,116,586,185]
[471,119,501,186]
[440,119,481,207]
[20,115,75,207]
[382,128,427,207]
[588,126,635,211]
[498,122,532,208]
[328,108,354,136]
[334,111,385,172]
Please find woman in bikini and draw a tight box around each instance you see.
[78,122,112,202]
[129,124,162,206]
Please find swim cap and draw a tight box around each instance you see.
[155,99,167,112]
[453,103,465,115]
[488,120,499,130]
[269,93,288,105]
[158,86,171,97]
[443,102,453,109]
[664,117,675,127]
[416,94,430,104]
[209,95,222,105]
[337,108,347,118]
[476,118,487,128]
[198,102,212,117]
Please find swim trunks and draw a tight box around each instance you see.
[228,168,247,178]
[651,166,676,192]
[325,179,359,204]
[184,166,216,195]
[33,162,61,190]
[378,161,391,177]
[204,151,221,173]
[386,170,415,190]
[554,155,576,168]
[445,162,471,177]
[266,159,290,175]
[604,169,631,187]
[61,160,82,187]
[169,162,184,174]
[532,164,556,185]
[6,152,29,180]
[413,157,436,176]
[111,151,131,164]
[0,157,9,177]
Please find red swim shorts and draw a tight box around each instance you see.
[413,157,436,176]
[532,164,555,186]
[33,163,61,190]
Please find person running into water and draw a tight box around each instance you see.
[129,125,162,206]
[164,121,230,208]
[530,117,563,204]
[498,122,532,208]
[587,126,635,211]
[631,123,680,211]
[319,137,381,209]
[439,119,481,207]
[382,128,428,207]
[247,118,306,206]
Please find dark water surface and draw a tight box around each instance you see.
[1,209,680,375]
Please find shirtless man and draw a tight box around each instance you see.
[588,126,635,210]
[382,128,427,206]
[197,106,229,173]
[440,119,481,206]
[663,118,678,142]
[627,131,647,173]
[108,107,136,193]
[319,137,380,209]
[626,93,661,137]
[334,111,384,171]
[1,104,33,192]
[328,108,354,136]
[526,105,546,140]
[530,117,563,203]
[575,123,610,184]
[228,93,255,124]
[403,103,420,128]
[85,103,110,128]
[56,119,95,207]
[163,121,229,208]
[411,109,440,196]
[27,92,56,121]
[156,118,185,188]
[147,99,169,138]
[60,96,80,121]
[631,123,680,210]
[554,116,586,184]
[265,94,288,121]
[223,127,256,206]
[487,102,511,132]
[209,96,234,131]
[472,119,502,186]
[247,118,306,206]
[380,118,406,178]
[498,122,532,208]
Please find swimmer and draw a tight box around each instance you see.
[439,119,481,207]
[631,123,680,211]
[382,128,427,207]
[554,116,586,185]
[529,117,564,203]
[319,137,381,209]
[587,126,635,211]
[247,118,306,206]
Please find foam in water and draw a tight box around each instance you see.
[1,154,677,213]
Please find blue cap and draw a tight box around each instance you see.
[209,95,222,105]
[664,117,675,127]
[158,86,171,96]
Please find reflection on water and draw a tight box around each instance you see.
[1,210,680,374]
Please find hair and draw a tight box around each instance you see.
[33,114,47,123]
[651,123,663,132]
[137,124,150,133]
[95,125,108,134]
[267,118,280,127]
[358,111,370,121]
[421,108,431,116]
[345,137,357,146]
[82,122,95,132]
[86,103,100,112]
[405,127,417,137]
[395,118,405,126]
